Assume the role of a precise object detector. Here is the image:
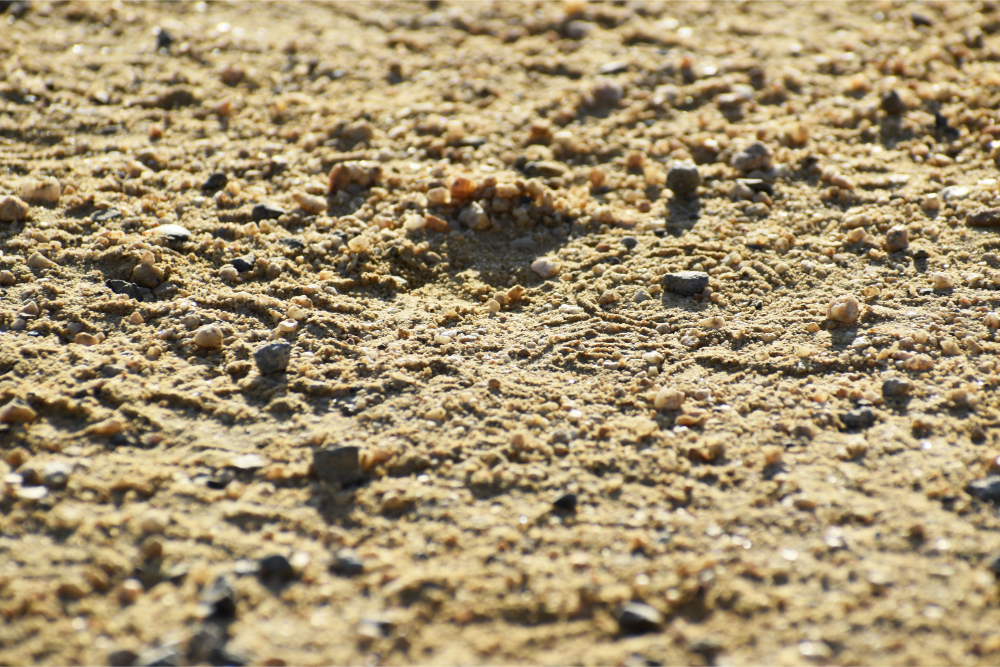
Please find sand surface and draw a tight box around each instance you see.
[3,1,1000,665]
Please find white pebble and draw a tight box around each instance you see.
[531,258,561,279]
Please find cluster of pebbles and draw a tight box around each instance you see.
[2,1,1000,665]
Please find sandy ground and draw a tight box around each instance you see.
[3,1,1000,665]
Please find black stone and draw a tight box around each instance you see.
[553,493,578,511]
[93,208,122,224]
[621,236,638,251]
[987,554,1000,579]
[206,468,235,490]
[880,90,908,115]
[841,408,876,430]
[155,28,174,51]
[313,446,364,485]
[230,256,256,273]
[331,548,364,576]
[258,554,295,585]
[106,279,143,300]
[253,342,292,374]
[968,477,1000,504]
[251,203,284,222]
[200,574,237,620]
[617,602,664,635]
[736,178,774,195]
[202,172,228,192]
[661,271,709,297]
[911,12,933,27]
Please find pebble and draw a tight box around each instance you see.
[132,263,163,289]
[331,548,365,576]
[231,255,256,273]
[193,325,224,349]
[552,493,578,511]
[201,172,228,191]
[199,574,237,620]
[940,186,970,202]
[841,408,876,430]
[313,446,364,485]
[0,195,30,222]
[92,208,122,224]
[621,236,638,250]
[987,555,1000,579]
[292,191,327,214]
[258,554,295,586]
[617,602,664,634]
[930,272,956,289]
[883,225,909,253]
[136,646,182,667]
[27,252,56,269]
[880,90,908,115]
[654,388,684,410]
[661,271,709,296]
[106,279,143,300]
[531,258,561,279]
[252,203,285,222]
[591,78,624,106]
[968,477,1000,504]
[882,378,912,397]
[731,141,773,173]
[42,461,71,489]
[253,342,292,374]
[827,295,860,324]
[108,649,140,667]
[665,162,702,196]
[150,224,191,242]
[18,177,60,204]
[155,26,174,51]
[632,289,651,303]
[231,453,266,470]
[0,401,36,424]
[967,208,1000,227]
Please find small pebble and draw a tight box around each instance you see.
[150,224,191,242]
[552,493,578,511]
[617,602,664,635]
[231,255,256,273]
[882,378,912,397]
[253,342,292,374]
[0,195,30,222]
[661,271,709,296]
[258,554,295,586]
[654,388,684,410]
[827,295,860,324]
[199,574,237,620]
[880,90,908,115]
[27,252,56,269]
[591,78,623,107]
[731,142,773,173]
[92,208,121,224]
[930,272,956,290]
[968,477,1000,504]
[313,446,364,485]
[193,325,224,349]
[201,173,228,191]
[621,236,638,250]
[883,225,909,253]
[252,203,285,222]
[665,163,702,196]
[331,549,365,576]
[967,208,1000,227]
[531,258,561,279]
[18,177,61,204]
[632,289,651,304]
[0,401,36,424]
[132,263,163,289]
[292,191,327,214]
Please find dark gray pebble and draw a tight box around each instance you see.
[155,27,173,51]
[968,477,1000,504]
[252,203,284,222]
[841,408,876,430]
[107,649,139,667]
[666,163,701,196]
[93,208,122,224]
[258,554,295,585]
[42,461,72,489]
[661,271,709,296]
[199,574,237,620]
[621,236,638,250]
[553,493,578,511]
[731,141,773,173]
[230,255,256,273]
[313,446,364,485]
[253,342,292,374]
[106,279,143,301]
[331,548,365,576]
[880,90,908,115]
[882,378,912,397]
[618,602,664,634]
[202,173,228,191]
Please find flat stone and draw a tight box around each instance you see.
[968,477,1000,503]
[331,548,365,576]
[618,602,665,634]
[252,203,284,222]
[199,574,237,620]
[967,208,1000,227]
[253,342,292,374]
[230,453,266,470]
[314,446,364,485]
[661,271,709,296]
[841,408,876,430]
[552,493,578,511]
[201,172,228,191]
